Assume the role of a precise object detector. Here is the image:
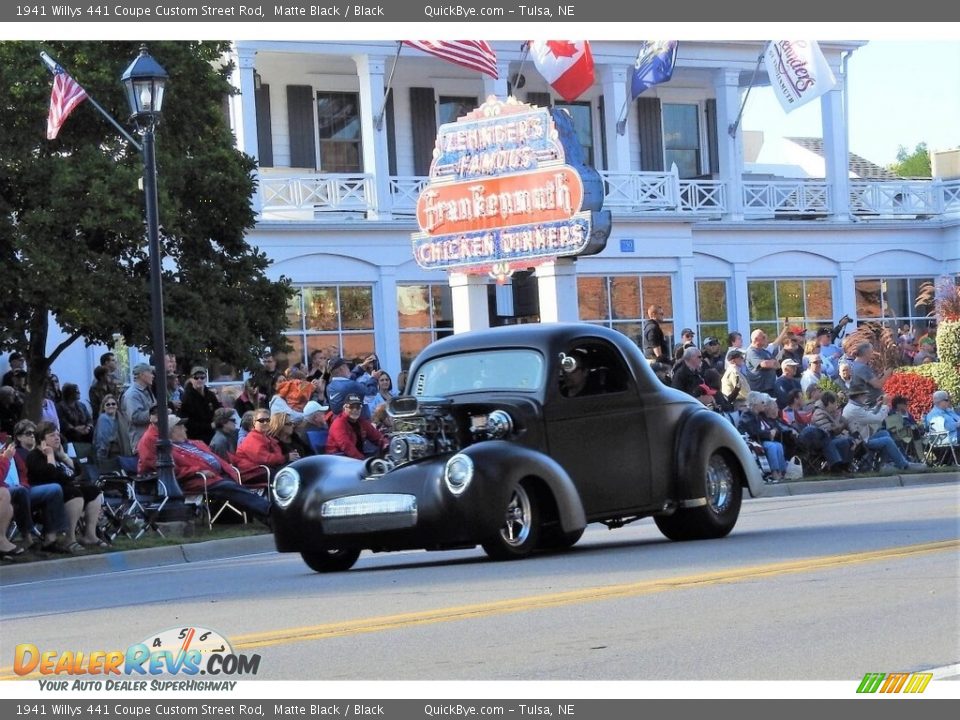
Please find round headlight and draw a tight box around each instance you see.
[272,467,300,508]
[444,454,474,496]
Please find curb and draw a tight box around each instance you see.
[759,469,959,497]
[0,533,276,586]
[3,472,957,584]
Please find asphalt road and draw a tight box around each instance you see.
[1,484,958,682]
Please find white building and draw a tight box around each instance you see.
[41,39,960,388]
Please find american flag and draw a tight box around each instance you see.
[46,62,88,140]
[402,41,498,79]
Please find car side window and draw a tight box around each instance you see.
[559,342,630,398]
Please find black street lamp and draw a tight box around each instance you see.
[121,46,176,493]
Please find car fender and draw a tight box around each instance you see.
[673,408,766,499]
[460,441,587,534]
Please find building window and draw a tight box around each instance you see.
[397,283,454,370]
[439,96,478,125]
[748,278,834,339]
[696,280,730,343]
[854,277,935,331]
[663,103,701,179]
[316,92,362,173]
[577,275,673,343]
[283,285,375,370]
[553,101,594,166]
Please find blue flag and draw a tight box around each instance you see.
[630,41,678,99]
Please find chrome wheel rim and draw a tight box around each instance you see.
[706,455,734,514]
[500,485,532,547]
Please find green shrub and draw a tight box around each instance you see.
[936,319,960,368]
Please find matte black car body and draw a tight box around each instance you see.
[271,323,765,572]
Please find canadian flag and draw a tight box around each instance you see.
[529,40,595,102]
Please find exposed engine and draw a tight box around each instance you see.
[365,397,461,476]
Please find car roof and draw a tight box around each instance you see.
[413,322,635,363]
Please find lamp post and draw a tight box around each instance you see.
[121,46,176,491]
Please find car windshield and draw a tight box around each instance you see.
[413,350,545,395]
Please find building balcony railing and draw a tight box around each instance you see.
[257,172,960,223]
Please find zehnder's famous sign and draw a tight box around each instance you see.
[412,96,610,276]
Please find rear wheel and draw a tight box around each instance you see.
[655,451,743,541]
[482,482,540,560]
[301,548,361,573]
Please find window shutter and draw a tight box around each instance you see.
[706,98,719,175]
[637,96,664,172]
[597,95,607,171]
[255,84,274,168]
[386,90,397,176]
[410,87,437,177]
[526,92,552,108]
[286,85,316,169]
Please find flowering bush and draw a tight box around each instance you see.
[901,363,960,412]
[884,372,938,420]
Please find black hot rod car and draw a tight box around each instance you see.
[270,323,765,572]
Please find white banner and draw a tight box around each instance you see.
[765,40,838,113]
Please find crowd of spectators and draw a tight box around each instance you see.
[639,310,946,482]
[1,347,399,560]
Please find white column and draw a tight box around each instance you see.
[535,259,579,323]
[713,69,745,220]
[355,54,393,220]
[483,61,511,101]
[838,262,857,324]
[233,45,262,215]
[821,76,850,221]
[732,262,751,336]
[674,257,697,336]
[377,266,402,377]
[449,272,490,333]
[599,64,631,172]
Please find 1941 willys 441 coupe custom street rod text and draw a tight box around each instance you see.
[271,323,765,572]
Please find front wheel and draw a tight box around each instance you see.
[654,451,743,541]
[301,548,361,573]
[482,482,540,560]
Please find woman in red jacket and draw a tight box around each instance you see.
[234,410,295,474]
[325,394,387,460]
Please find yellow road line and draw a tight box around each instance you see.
[2,538,956,679]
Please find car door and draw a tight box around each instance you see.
[543,340,652,517]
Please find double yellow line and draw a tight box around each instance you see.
[2,538,956,679]
[230,538,957,650]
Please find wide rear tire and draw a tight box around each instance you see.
[482,482,540,560]
[301,548,361,573]
[655,451,743,541]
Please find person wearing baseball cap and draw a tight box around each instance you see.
[180,365,220,444]
[925,390,959,447]
[326,357,376,419]
[701,336,725,374]
[119,363,157,455]
[774,358,802,410]
[721,348,750,412]
[325,392,387,459]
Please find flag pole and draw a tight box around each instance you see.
[374,42,403,131]
[615,95,630,136]
[40,51,142,151]
[727,49,765,139]
[511,41,531,93]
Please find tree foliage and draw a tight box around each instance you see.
[889,142,931,178]
[0,41,292,417]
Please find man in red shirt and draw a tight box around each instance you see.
[325,394,387,459]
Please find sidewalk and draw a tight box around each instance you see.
[2,470,957,586]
